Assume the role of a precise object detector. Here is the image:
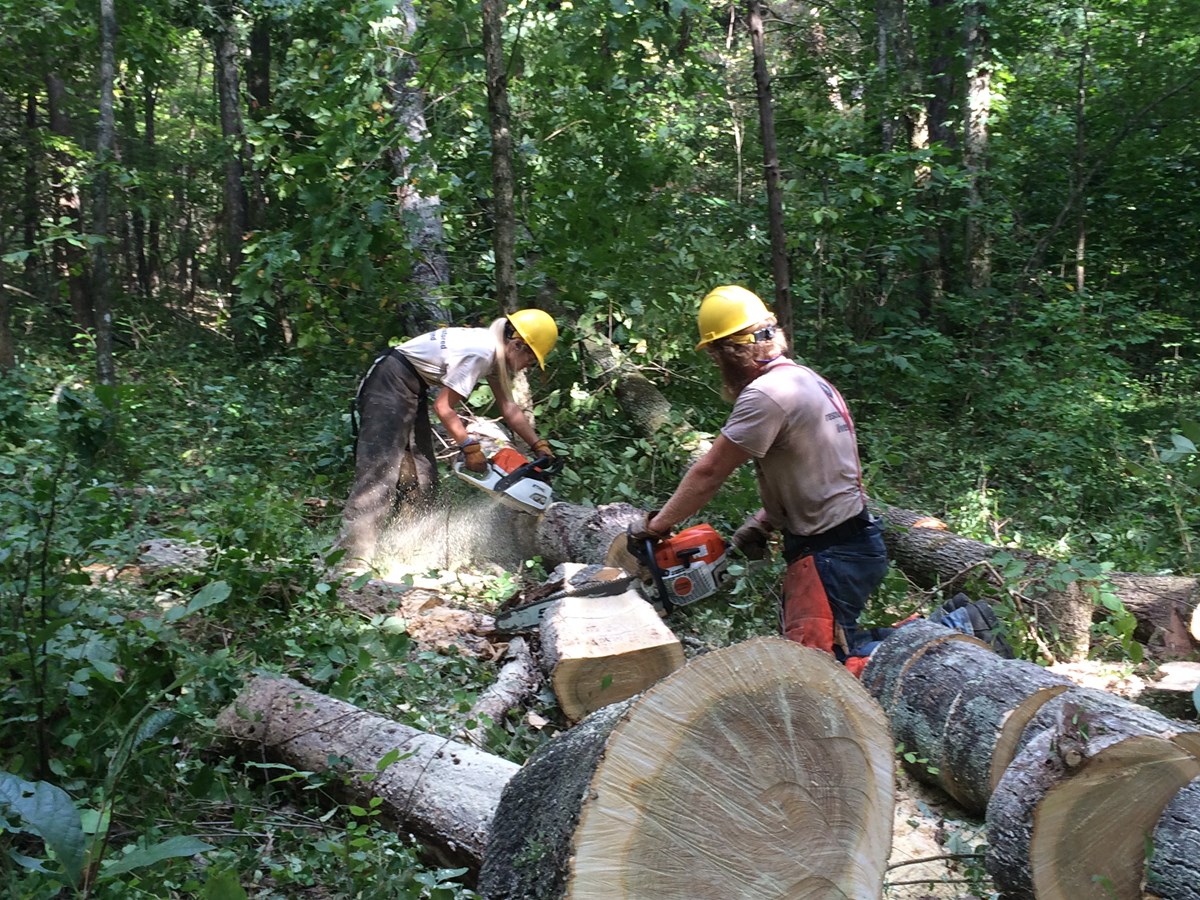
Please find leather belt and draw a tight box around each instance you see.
[782,508,873,562]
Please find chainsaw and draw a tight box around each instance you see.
[452,447,564,515]
[611,523,733,612]
[492,524,732,634]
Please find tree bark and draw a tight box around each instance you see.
[380,0,448,332]
[745,1,793,346]
[481,0,517,316]
[479,638,895,899]
[1148,776,1200,900]
[875,503,1200,660]
[962,0,991,291]
[533,501,647,570]
[93,0,118,387]
[987,721,1200,900]
[212,4,249,288]
[216,675,519,869]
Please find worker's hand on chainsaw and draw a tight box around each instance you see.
[532,438,555,459]
[732,513,772,560]
[460,439,488,473]
[630,509,669,544]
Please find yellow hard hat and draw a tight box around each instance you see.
[695,285,771,349]
[507,308,558,369]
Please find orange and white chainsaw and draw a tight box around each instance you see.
[452,447,564,515]
[493,523,732,633]
[606,523,732,612]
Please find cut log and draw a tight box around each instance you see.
[215,675,519,868]
[1147,776,1200,900]
[938,660,1072,813]
[986,719,1200,900]
[876,503,1200,660]
[478,637,895,899]
[538,590,684,723]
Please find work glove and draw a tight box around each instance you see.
[459,439,488,474]
[532,438,555,460]
[732,513,772,560]
[629,509,668,544]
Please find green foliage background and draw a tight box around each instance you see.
[1,0,1199,895]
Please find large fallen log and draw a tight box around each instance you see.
[876,503,1200,660]
[215,676,519,868]
[861,619,1072,814]
[479,637,895,899]
[986,703,1200,900]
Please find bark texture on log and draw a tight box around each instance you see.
[1017,686,1200,761]
[987,724,1200,900]
[1148,776,1200,900]
[534,501,646,569]
[479,638,895,899]
[938,661,1071,813]
[539,590,684,723]
[216,676,518,867]
[876,503,1200,660]
[861,619,990,714]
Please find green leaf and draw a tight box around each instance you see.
[102,835,216,877]
[202,868,249,900]
[165,581,232,623]
[0,772,85,886]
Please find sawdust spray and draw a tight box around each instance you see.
[371,495,538,580]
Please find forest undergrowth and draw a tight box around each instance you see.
[2,315,1197,898]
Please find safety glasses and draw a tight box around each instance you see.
[723,325,776,345]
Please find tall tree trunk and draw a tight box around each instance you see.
[22,94,39,282]
[0,284,12,371]
[1073,16,1089,297]
[144,83,160,292]
[745,1,793,347]
[93,0,118,387]
[121,81,151,302]
[482,0,517,315]
[213,5,248,289]
[963,0,992,291]
[45,74,94,332]
[382,0,449,333]
[924,0,957,300]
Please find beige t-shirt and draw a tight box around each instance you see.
[395,327,497,398]
[721,360,866,536]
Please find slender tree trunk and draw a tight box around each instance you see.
[963,0,992,291]
[93,0,118,387]
[144,84,160,292]
[382,0,449,333]
[22,94,39,281]
[213,6,248,288]
[745,1,793,346]
[0,284,12,371]
[482,0,517,315]
[45,74,94,332]
[1073,16,1089,297]
[925,0,957,300]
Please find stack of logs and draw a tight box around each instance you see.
[862,618,1200,900]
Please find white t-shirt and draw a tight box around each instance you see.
[395,327,498,398]
[721,360,866,536]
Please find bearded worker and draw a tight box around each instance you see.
[641,286,888,675]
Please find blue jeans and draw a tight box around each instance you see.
[784,524,888,660]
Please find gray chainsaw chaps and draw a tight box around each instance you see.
[336,352,438,567]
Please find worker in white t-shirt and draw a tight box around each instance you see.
[636,286,888,676]
[336,309,559,570]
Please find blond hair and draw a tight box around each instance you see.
[488,316,513,403]
[705,318,788,401]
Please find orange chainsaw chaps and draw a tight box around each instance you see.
[781,555,836,654]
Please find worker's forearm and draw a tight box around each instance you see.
[500,402,539,448]
[434,402,470,446]
[651,464,726,532]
